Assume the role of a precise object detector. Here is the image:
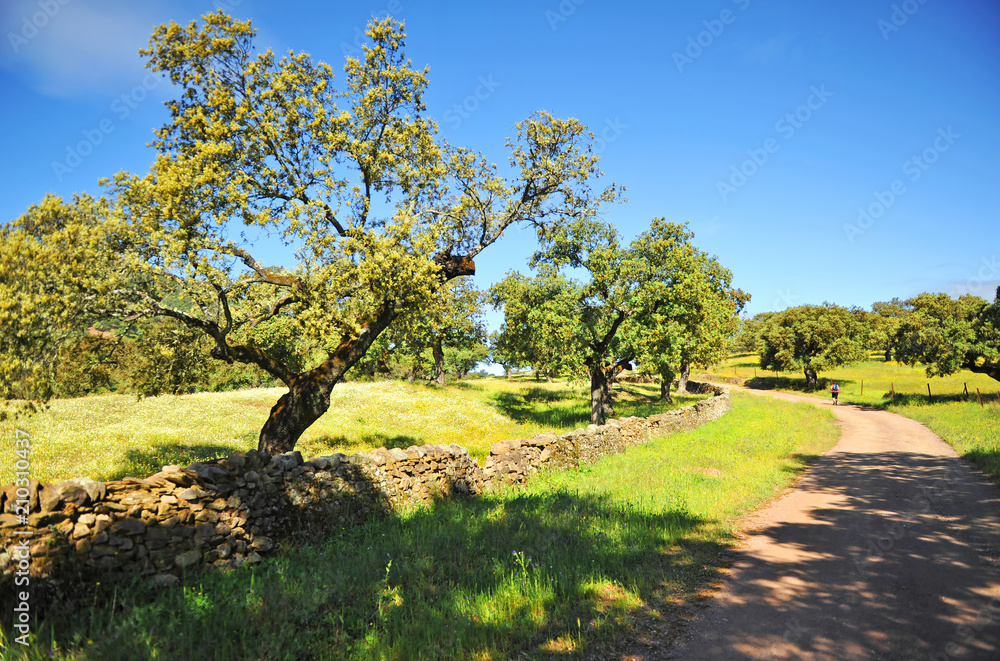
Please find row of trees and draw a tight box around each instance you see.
[735,290,1000,388]
[487,217,748,424]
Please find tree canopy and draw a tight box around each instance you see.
[894,290,1000,383]
[757,304,868,389]
[491,217,739,423]
[0,13,617,452]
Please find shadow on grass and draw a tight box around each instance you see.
[490,388,592,429]
[16,489,726,660]
[112,443,239,481]
[305,433,423,454]
[745,375,857,393]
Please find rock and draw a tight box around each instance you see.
[112,517,146,535]
[120,491,158,506]
[39,484,63,512]
[309,457,331,470]
[250,536,275,552]
[58,483,90,507]
[225,452,246,471]
[148,573,181,588]
[62,477,106,503]
[189,462,231,483]
[78,513,97,526]
[174,549,202,569]
[388,448,408,462]
[489,441,511,456]
[177,486,207,502]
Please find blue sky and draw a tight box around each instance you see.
[2,0,998,323]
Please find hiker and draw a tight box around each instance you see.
[831,381,840,405]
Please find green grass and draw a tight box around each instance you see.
[0,377,704,485]
[698,355,1000,483]
[2,392,838,660]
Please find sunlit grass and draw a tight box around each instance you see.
[698,355,1000,484]
[4,393,839,660]
[0,377,703,485]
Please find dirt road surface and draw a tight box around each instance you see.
[656,388,1000,660]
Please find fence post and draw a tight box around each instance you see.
[861,380,864,395]
[963,383,969,400]
[978,388,983,408]
[891,382,895,398]
[927,383,932,403]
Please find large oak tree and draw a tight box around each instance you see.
[757,304,868,389]
[894,290,1000,383]
[0,13,616,453]
[491,218,722,424]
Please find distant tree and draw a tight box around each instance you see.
[868,298,909,362]
[494,217,719,424]
[0,14,616,452]
[894,290,1000,383]
[387,278,486,385]
[626,247,748,402]
[728,312,772,357]
[758,304,868,389]
[487,330,525,380]
[487,271,584,383]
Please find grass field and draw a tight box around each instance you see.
[697,355,1000,483]
[0,377,704,485]
[1,392,839,660]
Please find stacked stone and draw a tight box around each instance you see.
[482,383,731,488]
[0,383,730,594]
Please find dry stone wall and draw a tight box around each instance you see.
[0,382,728,595]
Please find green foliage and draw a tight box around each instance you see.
[487,271,586,382]
[492,216,742,421]
[894,291,1000,383]
[757,304,868,388]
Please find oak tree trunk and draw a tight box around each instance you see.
[659,367,675,403]
[804,366,818,389]
[257,301,400,455]
[676,361,691,394]
[432,338,446,386]
[589,365,615,425]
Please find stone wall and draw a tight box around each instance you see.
[0,382,728,594]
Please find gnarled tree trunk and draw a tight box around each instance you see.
[804,366,818,390]
[659,367,675,403]
[589,365,615,425]
[432,337,446,386]
[258,301,400,455]
[676,361,691,394]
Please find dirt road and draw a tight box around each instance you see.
[659,388,1000,660]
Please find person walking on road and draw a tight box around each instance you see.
[830,381,840,405]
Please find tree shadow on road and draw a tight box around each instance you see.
[667,447,1000,659]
